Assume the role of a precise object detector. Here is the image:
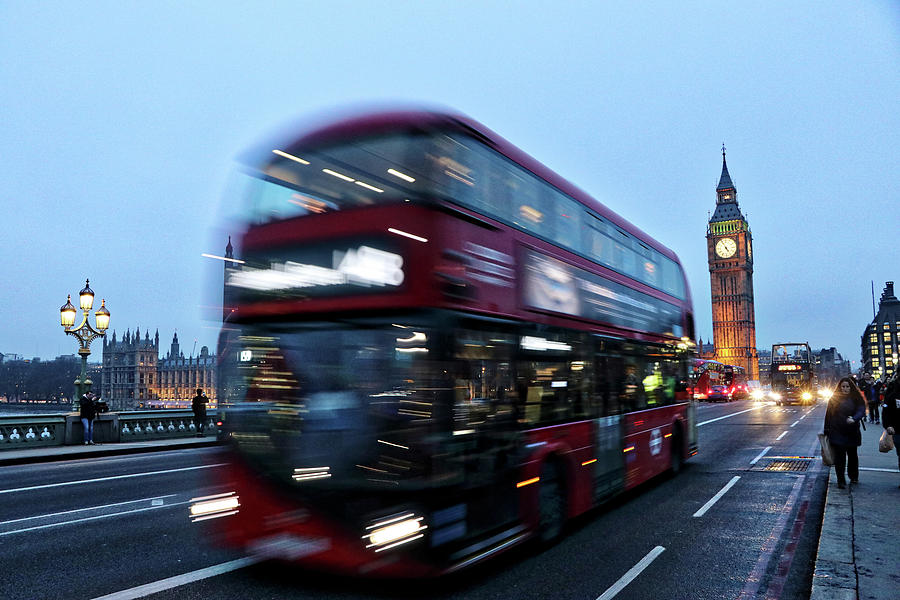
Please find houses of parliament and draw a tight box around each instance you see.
[100,329,216,410]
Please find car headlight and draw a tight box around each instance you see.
[769,392,782,401]
[751,390,765,401]
[801,392,813,401]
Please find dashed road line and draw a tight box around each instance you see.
[749,447,772,466]
[693,476,741,518]
[595,546,666,600]
[698,406,763,426]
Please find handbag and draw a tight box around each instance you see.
[879,430,895,453]
[818,432,834,466]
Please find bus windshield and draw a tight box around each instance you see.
[219,317,487,488]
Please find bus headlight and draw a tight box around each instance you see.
[801,392,813,401]
[364,513,427,552]
[189,492,240,522]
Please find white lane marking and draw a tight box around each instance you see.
[0,501,191,536]
[750,447,772,466]
[693,476,741,518]
[775,431,788,441]
[90,557,262,600]
[0,463,227,495]
[595,546,666,600]
[0,495,177,526]
[859,467,900,473]
[790,420,800,428]
[698,406,763,427]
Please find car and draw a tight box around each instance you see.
[707,385,733,402]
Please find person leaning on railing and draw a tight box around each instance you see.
[79,391,98,445]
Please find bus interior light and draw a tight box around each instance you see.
[272,149,310,165]
[354,181,384,193]
[387,168,416,182]
[520,336,571,352]
[396,332,427,343]
[322,168,355,182]
[387,227,428,243]
[293,467,332,482]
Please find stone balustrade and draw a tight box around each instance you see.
[0,410,215,449]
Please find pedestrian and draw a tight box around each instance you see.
[192,388,208,437]
[880,372,900,487]
[872,378,883,424]
[859,373,875,423]
[80,391,97,445]
[823,377,867,489]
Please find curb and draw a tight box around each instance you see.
[0,439,220,467]
[810,471,856,600]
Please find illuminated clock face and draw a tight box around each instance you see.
[715,237,737,258]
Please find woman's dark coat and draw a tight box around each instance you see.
[824,392,866,447]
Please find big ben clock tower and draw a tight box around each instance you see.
[707,148,759,380]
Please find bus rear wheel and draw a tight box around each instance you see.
[538,462,565,544]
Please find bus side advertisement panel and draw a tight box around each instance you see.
[521,249,683,338]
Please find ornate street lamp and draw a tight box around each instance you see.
[59,279,110,408]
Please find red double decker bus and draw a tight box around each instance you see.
[690,359,748,400]
[199,107,698,576]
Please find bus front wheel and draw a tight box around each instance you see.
[670,427,683,474]
[538,462,565,544]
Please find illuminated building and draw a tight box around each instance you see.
[860,281,900,380]
[100,329,216,410]
[706,148,759,381]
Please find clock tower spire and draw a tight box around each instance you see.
[706,148,759,380]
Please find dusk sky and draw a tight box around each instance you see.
[2,2,898,369]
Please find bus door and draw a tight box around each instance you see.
[592,353,625,501]
[450,329,520,532]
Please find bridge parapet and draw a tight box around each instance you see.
[0,410,214,450]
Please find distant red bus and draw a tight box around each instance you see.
[690,360,748,400]
[200,108,698,576]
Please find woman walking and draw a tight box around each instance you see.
[823,377,867,489]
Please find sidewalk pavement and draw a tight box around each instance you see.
[811,421,900,600]
[0,436,219,466]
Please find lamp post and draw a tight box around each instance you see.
[59,279,110,408]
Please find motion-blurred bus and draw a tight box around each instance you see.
[198,107,698,576]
